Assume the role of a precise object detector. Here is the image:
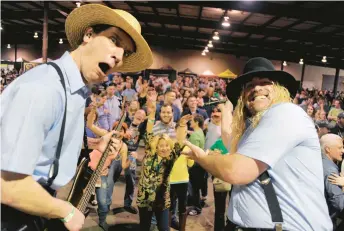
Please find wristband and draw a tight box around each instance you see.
[60,202,75,223]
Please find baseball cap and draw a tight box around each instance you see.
[337,112,344,119]
[315,120,330,129]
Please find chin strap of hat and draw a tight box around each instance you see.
[258,171,284,231]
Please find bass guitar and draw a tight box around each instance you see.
[1,111,127,231]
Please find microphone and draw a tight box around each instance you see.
[203,99,227,106]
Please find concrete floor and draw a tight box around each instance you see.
[56,147,227,231]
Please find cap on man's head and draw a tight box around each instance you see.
[337,112,344,119]
[316,120,330,129]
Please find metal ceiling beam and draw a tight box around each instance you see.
[48,1,71,14]
[131,1,344,26]
[2,9,342,47]
[3,30,343,62]
[2,25,343,58]
[147,40,344,69]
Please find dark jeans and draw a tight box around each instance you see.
[201,172,208,198]
[170,183,188,218]
[106,160,123,208]
[214,188,230,231]
[124,167,136,207]
[139,207,169,231]
[189,164,206,213]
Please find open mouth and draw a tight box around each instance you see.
[249,94,269,102]
[99,62,110,74]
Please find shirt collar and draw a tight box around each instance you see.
[56,51,87,95]
[322,153,339,170]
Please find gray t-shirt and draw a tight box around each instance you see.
[228,103,332,230]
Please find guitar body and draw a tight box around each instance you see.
[67,157,93,213]
[1,112,127,231]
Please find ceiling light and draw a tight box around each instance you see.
[0,25,2,30]
[322,56,327,63]
[213,31,220,40]
[7,44,11,49]
[33,32,38,39]
[222,16,230,27]
[59,38,63,44]
[205,47,209,53]
[299,59,304,65]
[207,41,213,48]
[202,51,206,56]
[76,2,81,8]
[283,61,287,66]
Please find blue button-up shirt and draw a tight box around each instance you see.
[228,103,332,230]
[1,52,89,189]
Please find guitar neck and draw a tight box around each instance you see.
[76,111,126,213]
[76,140,113,213]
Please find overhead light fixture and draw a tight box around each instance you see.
[207,41,213,48]
[204,47,209,53]
[202,51,206,56]
[0,25,2,30]
[283,61,287,66]
[222,16,230,27]
[213,31,220,40]
[322,56,327,63]
[299,59,304,65]
[7,44,11,49]
[33,32,38,39]
[59,38,63,44]
[76,2,81,8]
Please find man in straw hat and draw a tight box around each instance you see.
[181,57,332,230]
[1,4,152,231]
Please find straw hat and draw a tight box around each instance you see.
[65,4,153,72]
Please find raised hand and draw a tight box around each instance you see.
[86,110,97,128]
[218,100,233,114]
[179,114,193,127]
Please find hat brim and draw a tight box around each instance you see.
[65,4,153,73]
[226,70,298,107]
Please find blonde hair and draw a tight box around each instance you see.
[230,83,292,152]
[150,134,175,155]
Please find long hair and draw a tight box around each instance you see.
[230,83,292,152]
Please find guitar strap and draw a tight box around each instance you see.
[1,63,68,231]
[46,62,67,188]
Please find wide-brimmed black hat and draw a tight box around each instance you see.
[226,57,298,107]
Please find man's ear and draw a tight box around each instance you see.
[83,27,95,44]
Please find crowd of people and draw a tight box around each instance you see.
[79,69,344,231]
[2,3,344,231]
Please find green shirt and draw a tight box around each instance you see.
[210,139,228,155]
[189,128,205,149]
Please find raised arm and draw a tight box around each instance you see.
[86,109,108,137]
[146,90,157,134]
[176,114,192,145]
[218,100,233,151]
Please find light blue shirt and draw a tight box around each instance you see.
[1,52,89,190]
[104,95,121,128]
[228,103,332,230]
